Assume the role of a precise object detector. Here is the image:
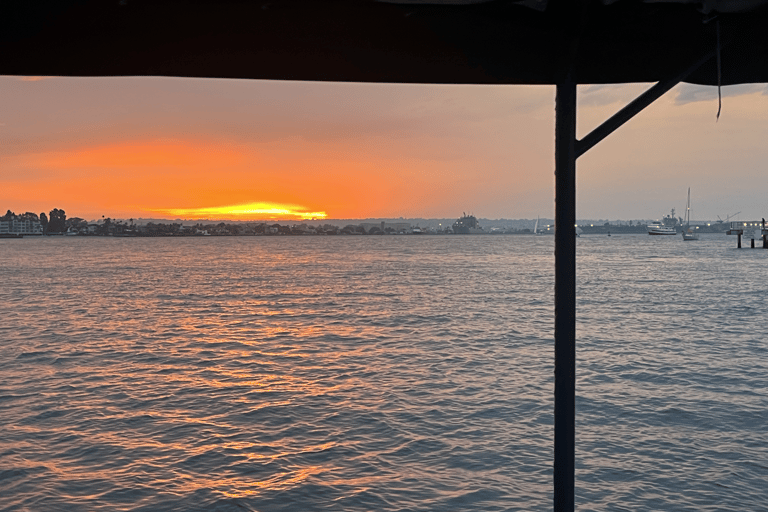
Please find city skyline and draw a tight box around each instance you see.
[2,76,767,222]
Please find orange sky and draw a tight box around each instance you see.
[2,76,767,222]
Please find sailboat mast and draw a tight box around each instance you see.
[682,188,699,240]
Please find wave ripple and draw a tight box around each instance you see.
[1,235,766,511]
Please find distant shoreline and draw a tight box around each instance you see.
[3,209,733,237]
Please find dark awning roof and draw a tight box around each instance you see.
[3,0,768,86]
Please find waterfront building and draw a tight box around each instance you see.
[0,218,43,235]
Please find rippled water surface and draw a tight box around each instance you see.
[2,234,766,511]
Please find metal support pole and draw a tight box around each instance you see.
[550,37,715,512]
[554,78,577,512]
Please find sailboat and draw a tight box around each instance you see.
[534,216,542,235]
[533,216,551,235]
[682,188,700,241]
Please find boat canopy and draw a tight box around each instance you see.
[3,0,768,86]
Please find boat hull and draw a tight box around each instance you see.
[647,219,676,235]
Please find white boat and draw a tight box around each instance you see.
[533,219,579,236]
[647,221,676,235]
[533,216,550,235]
[682,188,699,241]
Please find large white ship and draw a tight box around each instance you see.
[647,221,676,235]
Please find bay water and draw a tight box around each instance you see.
[1,234,766,511]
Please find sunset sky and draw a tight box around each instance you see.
[2,75,767,222]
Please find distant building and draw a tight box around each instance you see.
[0,218,43,235]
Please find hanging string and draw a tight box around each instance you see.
[716,19,722,121]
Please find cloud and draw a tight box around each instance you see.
[673,83,768,105]
[16,76,52,82]
[578,82,768,110]
[577,84,651,107]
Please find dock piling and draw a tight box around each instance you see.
[725,222,768,248]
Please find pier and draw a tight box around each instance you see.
[726,221,768,248]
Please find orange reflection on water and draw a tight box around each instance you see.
[220,465,324,498]
[240,441,337,463]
